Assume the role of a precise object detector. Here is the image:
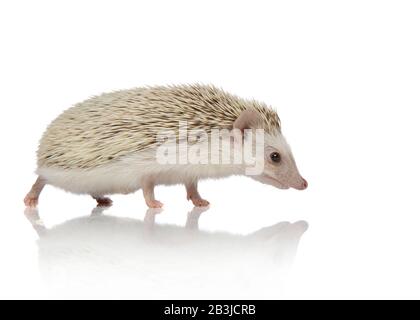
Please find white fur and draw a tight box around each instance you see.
[37,147,243,196]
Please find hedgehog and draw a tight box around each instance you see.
[24,84,307,208]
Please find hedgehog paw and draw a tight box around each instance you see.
[94,196,113,207]
[146,200,164,208]
[191,198,210,207]
[24,194,38,208]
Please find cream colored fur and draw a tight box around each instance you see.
[37,84,280,170]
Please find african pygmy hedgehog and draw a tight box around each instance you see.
[24,84,307,208]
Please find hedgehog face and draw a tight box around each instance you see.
[251,132,308,191]
[233,109,307,191]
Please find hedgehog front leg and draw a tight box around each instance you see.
[186,182,210,207]
[142,182,163,208]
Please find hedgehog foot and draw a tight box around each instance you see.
[142,182,163,208]
[24,194,39,208]
[24,176,46,208]
[146,199,164,208]
[186,182,210,207]
[93,196,113,207]
[190,197,210,207]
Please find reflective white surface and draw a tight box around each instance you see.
[1,0,420,299]
[23,206,307,299]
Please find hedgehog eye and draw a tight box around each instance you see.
[270,152,281,163]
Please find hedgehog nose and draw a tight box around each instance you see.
[301,178,308,190]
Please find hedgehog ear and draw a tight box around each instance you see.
[233,109,263,133]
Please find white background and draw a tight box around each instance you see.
[0,0,419,299]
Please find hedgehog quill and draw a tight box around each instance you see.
[24,84,307,208]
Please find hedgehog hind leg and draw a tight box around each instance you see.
[92,196,113,207]
[142,181,163,208]
[186,181,210,207]
[24,176,46,208]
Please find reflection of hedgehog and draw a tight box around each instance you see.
[24,84,307,208]
[24,206,308,299]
